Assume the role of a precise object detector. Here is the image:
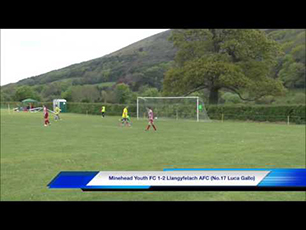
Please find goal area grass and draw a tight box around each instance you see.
[1,109,305,201]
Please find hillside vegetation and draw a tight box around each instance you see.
[1,29,305,105]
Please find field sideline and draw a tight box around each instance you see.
[1,109,305,201]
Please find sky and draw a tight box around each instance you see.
[0,29,169,86]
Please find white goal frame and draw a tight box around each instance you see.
[137,96,201,122]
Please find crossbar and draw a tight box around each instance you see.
[137,96,199,99]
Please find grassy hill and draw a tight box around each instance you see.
[1,29,177,102]
[13,29,176,88]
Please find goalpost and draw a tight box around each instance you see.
[137,96,210,122]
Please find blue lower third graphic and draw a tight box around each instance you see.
[47,169,306,191]
[48,171,99,189]
[258,169,306,187]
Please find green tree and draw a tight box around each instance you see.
[101,69,111,82]
[221,92,242,104]
[0,85,17,102]
[61,87,73,101]
[99,89,116,104]
[267,29,305,89]
[0,90,11,102]
[114,83,132,104]
[163,29,286,104]
[278,39,305,89]
[128,92,138,104]
[13,86,41,101]
[142,64,168,90]
[279,55,305,88]
[70,85,101,102]
[0,88,13,102]
[32,85,45,94]
[41,82,62,101]
[130,72,145,91]
[141,87,160,97]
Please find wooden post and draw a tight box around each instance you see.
[287,115,290,125]
[137,97,139,120]
[196,97,199,122]
[221,113,224,123]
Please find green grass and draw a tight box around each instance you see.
[1,109,305,201]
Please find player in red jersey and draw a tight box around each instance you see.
[43,105,50,126]
[145,107,156,131]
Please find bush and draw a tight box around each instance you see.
[206,104,305,124]
[66,103,305,124]
[291,93,306,104]
[255,95,275,104]
[221,92,242,104]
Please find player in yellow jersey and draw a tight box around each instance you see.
[54,105,61,121]
[101,106,106,118]
[121,106,130,127]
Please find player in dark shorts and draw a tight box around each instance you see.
[101,106,105,118]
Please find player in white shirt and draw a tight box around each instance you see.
[145,107,157,131]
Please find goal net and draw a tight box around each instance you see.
[137,97,210,122]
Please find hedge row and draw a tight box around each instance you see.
[206,104,305,124]
[67,103,199,119]
[67,103,305,124]
[67,102,137,117]
[2,102,305,124]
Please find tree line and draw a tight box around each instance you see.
[1,82,161,104]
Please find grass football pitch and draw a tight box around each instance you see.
[1,109,305,201]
